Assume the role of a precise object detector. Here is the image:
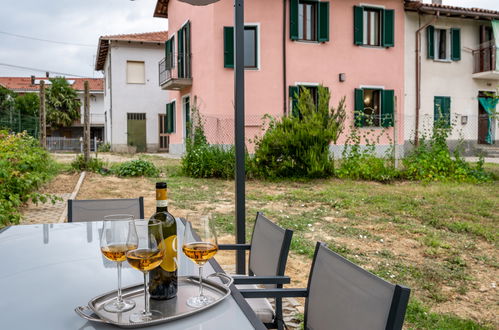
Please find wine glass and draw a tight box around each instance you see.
[100,215,138,313]
[126,220,166,323]
[182,214,218,308]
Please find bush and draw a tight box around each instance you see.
[97,143,111,152]
[70,154,105,173]
[112,159,160,177]
[337,122,399,182]
[403,120,491,182]
[252,86,346,179]
[0,130,58,225]
[181,105,246,179]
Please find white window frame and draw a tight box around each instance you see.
[244,23,261,70]
[434,27,451,62]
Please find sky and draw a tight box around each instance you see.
[0,0,498,79]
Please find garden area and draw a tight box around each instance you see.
[1,86,498,329]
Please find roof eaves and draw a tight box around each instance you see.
[404,0,499,20]
[153,0,169,18]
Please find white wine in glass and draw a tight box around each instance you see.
[100,215,138,313]
[126,220,166,323]
[182,214,218,308]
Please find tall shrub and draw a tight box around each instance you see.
[252,86,346,178]
[0,131,58,225]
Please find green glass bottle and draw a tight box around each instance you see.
[148,182,177,300]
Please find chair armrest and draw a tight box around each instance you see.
[239,288,308,299]
[218,244,251,251]
[232,275,291,285]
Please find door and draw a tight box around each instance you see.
[127,113,146,152]
[158,114,170,152]
[478,92,495,145]
[183,96,190,140]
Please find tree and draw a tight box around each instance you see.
[45,77,81,128]
[15,93,39,117]
[252,85,346,178]
[0,86,16,114]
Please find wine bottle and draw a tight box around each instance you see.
[148,182,177,300]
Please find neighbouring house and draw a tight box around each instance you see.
[404,1,499,155]
[95,31,169,153]
[0,76,104,141]
[153,0,405,156]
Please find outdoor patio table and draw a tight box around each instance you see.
[0,220,265,330]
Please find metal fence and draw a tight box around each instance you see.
[0,110,39,137]
[47,137,99,152]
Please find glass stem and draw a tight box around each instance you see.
[143,272,151,316]
[117,261,123,304]
[198,265,204,298]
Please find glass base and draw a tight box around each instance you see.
[103,298,135,313]
[129,310,162,323]
[186,295,215,308]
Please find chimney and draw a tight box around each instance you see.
[30,75,35,85]
[432,0,442,5]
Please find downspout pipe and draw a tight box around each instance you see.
[415,11,438,146]
[283,0,287,115]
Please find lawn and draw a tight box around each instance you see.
[50,155,499,328]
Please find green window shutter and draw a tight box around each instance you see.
[178,28,184,78]
[166,101,176,133]
[165,39,169,58]
[427,25,434,59]
[353,6,364,45]
[354,88,364,127]
[382,9,395,47]
[451,28,461,61]
[290,0,299,40]
[224,26,234,68]
[381,89,394,127]
[318,2,330,42]
[434,96,450,127]
[289,86,299,117]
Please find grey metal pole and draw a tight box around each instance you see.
[234,0,246,275]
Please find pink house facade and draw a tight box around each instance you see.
[154,0,405,156]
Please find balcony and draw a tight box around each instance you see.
[472,41,499,80]
[159,52,192,90]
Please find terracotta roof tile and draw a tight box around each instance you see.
[405,1,499,19]
[95,31,167,71]
[0,77,103,92]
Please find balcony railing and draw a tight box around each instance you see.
[472,41,498,79]
[159,52,192,90]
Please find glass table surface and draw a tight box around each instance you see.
[0,220,262,330]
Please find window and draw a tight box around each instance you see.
[434,96,451,127]
[363,8,381,46]
[166,101,176,133]
[289,85,319,117]
[427,26,461,61]
[126,61,145,84]
[177,22,191,78]
[224,25,259,69]
[354,88,394,127]
[290,0,329,42]
[354,6,394,47]
[298,1,317,41]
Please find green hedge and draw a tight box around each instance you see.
[0,130,57,226]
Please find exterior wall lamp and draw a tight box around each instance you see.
[178,0,220,5]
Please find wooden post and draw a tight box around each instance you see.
[39,80,46,149]
[83,81,90,163]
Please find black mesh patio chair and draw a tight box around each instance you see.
[240,242,411,330]
[219,212,293,330]
[67,197,144,222]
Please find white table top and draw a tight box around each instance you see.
[0,220,263,330]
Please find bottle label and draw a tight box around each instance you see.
[156,188,167,201]
[157,200,168,207]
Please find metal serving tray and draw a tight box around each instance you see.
[75,274,232,328]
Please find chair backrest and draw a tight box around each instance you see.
[67,197,144,222]
[248,212,293,282]
[305,242,410,330]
